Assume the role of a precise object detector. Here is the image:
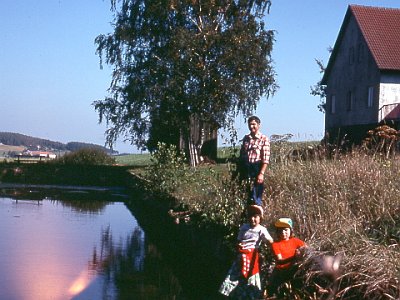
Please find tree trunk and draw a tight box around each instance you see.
[179,115,218,167]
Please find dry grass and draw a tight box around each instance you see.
[160,149,399,299]
[262,152,399,299]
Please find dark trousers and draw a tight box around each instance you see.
[244,161,264,206]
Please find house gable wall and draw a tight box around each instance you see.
[324,15,380,130]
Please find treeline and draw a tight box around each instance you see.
[65,142,116,154]
[0,132,116,154]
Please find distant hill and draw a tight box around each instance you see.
[0,132,117,154]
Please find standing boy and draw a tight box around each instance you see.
[239,116,270,206]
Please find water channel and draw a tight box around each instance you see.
[0,188,191,300]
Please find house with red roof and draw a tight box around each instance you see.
[18,150,57,159]
[322,5,400,144]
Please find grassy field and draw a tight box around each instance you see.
[0,144,25,160]
[0,144,25,152]
[114,152,152,166]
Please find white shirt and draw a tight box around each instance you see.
[237,224,272,250]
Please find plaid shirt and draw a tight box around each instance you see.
[241,132,270,164]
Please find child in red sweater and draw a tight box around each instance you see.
[267,218,306,296]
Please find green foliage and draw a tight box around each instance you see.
[55,148,116,165]
[65,142,116,154]
[144,142,247,244]
[94,0,277,151]
[145,142,190,195]
[189,170,247,246]
[310,58,327,113]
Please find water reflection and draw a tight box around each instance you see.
[0,191,184,300]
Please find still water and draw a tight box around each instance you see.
[0,192,184,300]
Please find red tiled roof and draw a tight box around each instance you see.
[351,5,400,70]
[322,5,400,84]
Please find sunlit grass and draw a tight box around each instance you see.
[114,153,152,166]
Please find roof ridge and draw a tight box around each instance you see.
[351,4,400,70]
[350,4,400,11]
[322,5,400,83]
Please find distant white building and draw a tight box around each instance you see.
[18,150,57,159]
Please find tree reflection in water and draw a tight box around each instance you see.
[0,188,185,299]
[88,222,184,299]
[0,186,126,213]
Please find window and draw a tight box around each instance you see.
[346,91,353,111]
[331,95,336,114]
[367,86,374,107]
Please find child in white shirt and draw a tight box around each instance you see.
[219,205,273,299]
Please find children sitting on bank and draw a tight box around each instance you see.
[219,205,273,299]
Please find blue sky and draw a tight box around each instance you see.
[1,1,400,153]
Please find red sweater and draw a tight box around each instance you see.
[271,237,305,269]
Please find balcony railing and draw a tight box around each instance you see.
[379,102,400,122]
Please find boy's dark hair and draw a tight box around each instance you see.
[247,115,261,124]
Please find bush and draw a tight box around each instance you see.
[55,148,116,165]
[144,142,190,195]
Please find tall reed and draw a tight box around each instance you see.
[264,151,399,299]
